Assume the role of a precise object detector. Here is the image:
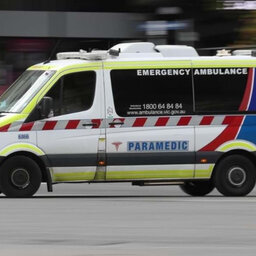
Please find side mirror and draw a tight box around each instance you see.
[39,96,53,119]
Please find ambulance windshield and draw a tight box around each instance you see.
[0,70,55,113]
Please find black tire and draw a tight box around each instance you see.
[0,156,42,198]
[180,180,214,196]
[214,155,256,196]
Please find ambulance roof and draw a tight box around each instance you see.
[28,42,256,71]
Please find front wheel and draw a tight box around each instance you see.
[180,180,214,196]
[214,155,256,196]
[0,156,42,198]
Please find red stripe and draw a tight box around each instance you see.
[199,116,214,125]
[222,115,243,125]
[177,116,191,126]
[200,116,244,151]
[19,122,34,131]
[65,120,80,129]
[239,68,253,111]
[133,118,147,127]
[91,119,102,129]
[0,124,10,132]
[155,117,169,126]
[43,121,57,130]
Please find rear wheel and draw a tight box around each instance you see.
[0,156,42,198]
[180,180,214,196]
[214,155,256,196]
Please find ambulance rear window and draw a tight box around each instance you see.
[194,68,248,113]
[111,69,193,117]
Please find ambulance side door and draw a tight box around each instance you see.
[27,68,104,182]
[104,61,195,180]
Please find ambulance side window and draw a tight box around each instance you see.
[194,68,248,112]
[110,69,193,116]
[26,71,96,122]
[45,71,95,117]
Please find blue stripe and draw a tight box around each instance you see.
[237,116,256,144]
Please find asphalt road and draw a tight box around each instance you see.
[0,183,256,256]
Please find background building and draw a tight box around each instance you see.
[0,0,254,92]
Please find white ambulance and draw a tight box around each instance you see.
[0,42,256,197]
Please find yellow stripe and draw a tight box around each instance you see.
[0,143,45,156]
[53,172,95,181]
[28,59,256,71]
[53,166,214,181]
[28,65,56,70]
[0,114,26,128]
[192,60,256,68]
[105,60,191,70]
[28,62,102,71]
[58,63,101,72]
[218,141,256,152]
[104,59,256,69]
[106,169,194,180]
[94,169,105,180]
[194,165,214,178]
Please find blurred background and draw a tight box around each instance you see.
[0,0,255,94]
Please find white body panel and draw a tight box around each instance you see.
[37,129,101,154]
[103,61,195,180]
[195,126,226,151]
[0,131,37,152]
[36,69,105,181]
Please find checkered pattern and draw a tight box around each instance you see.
[0,115,241,132]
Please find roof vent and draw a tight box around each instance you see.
[232,49,256,56]
[155,45,198,57]
[109,42,198,57]
[110,42,156,53]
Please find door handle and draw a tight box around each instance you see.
[82,122,98,127]
[108,122,124,126]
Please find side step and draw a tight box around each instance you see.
[132,181,185,186]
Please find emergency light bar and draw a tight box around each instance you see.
[56,42,199,61]
[57,50,108,60]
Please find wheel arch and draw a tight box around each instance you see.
[0,151,52,192]
[211,149,256,179]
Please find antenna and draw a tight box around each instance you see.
[44,39,62,64]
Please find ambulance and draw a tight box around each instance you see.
[0,42,255,197]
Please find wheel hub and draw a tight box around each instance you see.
[11,169,30,189]
[228,167,246,187]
